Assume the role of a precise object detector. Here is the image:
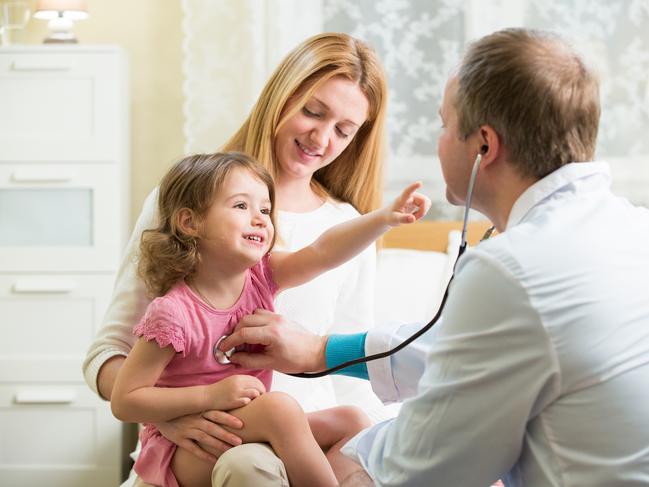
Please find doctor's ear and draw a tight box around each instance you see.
[477,125,500,163]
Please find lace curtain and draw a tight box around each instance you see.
[180,0,323,153]
[182,0,649,214]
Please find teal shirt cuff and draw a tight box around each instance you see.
[325,333,369,380]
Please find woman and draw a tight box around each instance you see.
[83,32,389,486]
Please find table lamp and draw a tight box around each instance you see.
[33,0,88,43]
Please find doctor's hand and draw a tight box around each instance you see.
[155,410,244,463]
[221,309,328,373]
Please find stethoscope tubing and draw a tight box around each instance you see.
[289,153,489,378]
[288,242,467,378]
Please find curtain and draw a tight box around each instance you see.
[324,0,649,213]
[182,0,649,213]
[181,0,323,153]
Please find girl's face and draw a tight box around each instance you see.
[198,168,274,268]
[274,76,370,185]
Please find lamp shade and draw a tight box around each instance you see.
[34,0,88,20]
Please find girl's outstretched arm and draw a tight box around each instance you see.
[271,182,431,292]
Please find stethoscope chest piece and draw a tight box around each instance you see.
[213,335,235,365]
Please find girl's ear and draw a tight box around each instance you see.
[176,208,201,237]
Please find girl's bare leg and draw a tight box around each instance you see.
[340,469,375,486]
[171,399,370,487]
[226,391,338,487]
[172,446,213,487]
[308,406,372,483]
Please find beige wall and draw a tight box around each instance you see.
[18,0,184,228]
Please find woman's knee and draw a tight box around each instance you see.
[213,443,288,486]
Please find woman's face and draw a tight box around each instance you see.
[274,76,369,185]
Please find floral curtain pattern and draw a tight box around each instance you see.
[182,0,649,213]
[325,0,649,213]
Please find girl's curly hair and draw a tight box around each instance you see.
[138,151,276,297]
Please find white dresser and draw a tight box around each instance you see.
[0,45,128,486]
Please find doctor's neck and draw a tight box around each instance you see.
[474,160,539,233]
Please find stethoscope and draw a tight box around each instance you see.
[214,152,495,375]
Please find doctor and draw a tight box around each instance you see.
[221,28,649,486]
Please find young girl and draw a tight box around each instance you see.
[111,151,429,487]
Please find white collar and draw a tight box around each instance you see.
[506,162,611,230]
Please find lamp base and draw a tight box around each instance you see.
[43,16,78,44]
[43,33,78,43]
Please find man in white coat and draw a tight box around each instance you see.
[221,28,649,486]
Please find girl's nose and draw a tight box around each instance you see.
[251,211,267,227]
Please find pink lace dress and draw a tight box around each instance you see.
[133,255,276,487]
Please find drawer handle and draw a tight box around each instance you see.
[13,278,77,293]
[11,170,74,183]
[11,61,73,72]
[14,390,77,404]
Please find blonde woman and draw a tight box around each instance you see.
[83,33,390,485]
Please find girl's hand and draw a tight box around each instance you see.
[385,181,431,226]
[205,374,266,411]
[155,410,244,463]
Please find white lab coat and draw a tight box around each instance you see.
[343,162,649,486]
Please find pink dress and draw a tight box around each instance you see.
[133,254,277,487]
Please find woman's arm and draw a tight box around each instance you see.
[270,182,430,292]
[82,189,159,399]
[111,338,266,423]
[96,355,126,401]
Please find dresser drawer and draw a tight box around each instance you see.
[0,274,114,382]
[0,383,121,487]
[0,47,126,163]
[0,164,126,272]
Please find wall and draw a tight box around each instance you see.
[15,0,184,228]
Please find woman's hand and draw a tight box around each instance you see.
[155,410,245,463]
[385,181,431,226]
[205,374,266,411]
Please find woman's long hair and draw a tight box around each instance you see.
[222,32,387,214]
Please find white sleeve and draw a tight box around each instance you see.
[82,188,159,397]
[364,320,441,404]
[344,253,561,486]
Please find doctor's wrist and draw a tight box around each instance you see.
[324,332,369,379]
